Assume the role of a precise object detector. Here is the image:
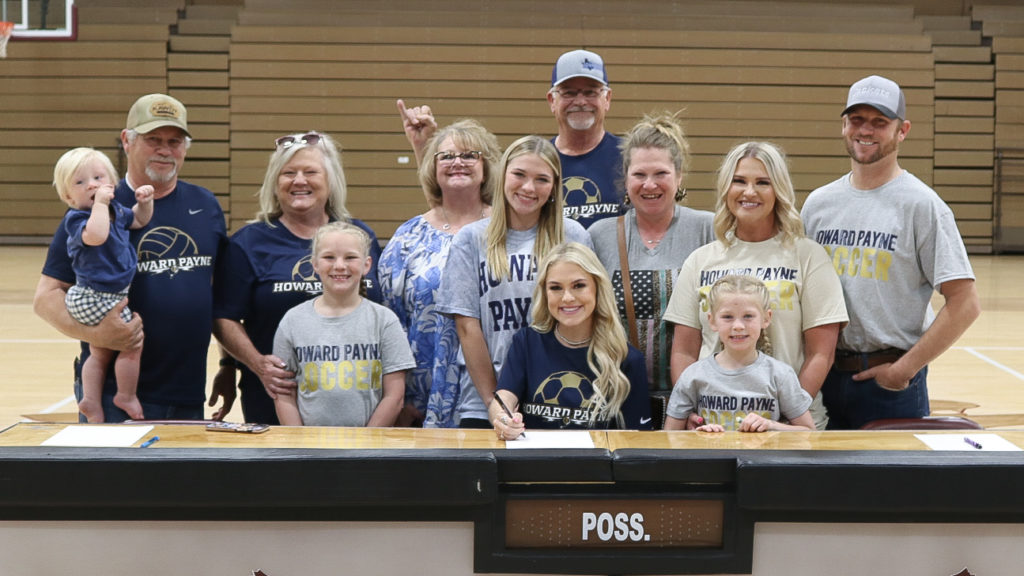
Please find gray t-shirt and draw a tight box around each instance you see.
[667,352,812,430]
[801,170,975,351]
[436,217,593,422]
[589,205,715,391]
[273,298,416,426]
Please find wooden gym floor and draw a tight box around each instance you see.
[2,245,1023,430]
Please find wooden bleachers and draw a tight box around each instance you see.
[228,0,933,238]
[973,4,1024,251]
[0,0,174,238]
[0,0,1021,252]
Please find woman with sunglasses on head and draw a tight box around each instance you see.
[436,135,593,428]
[212,131,383,425]
[379,111,502,427]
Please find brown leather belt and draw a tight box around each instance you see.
[833,348,906,372]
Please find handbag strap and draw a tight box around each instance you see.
[617,215,640,349]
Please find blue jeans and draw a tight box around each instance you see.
[822,364,929,430]
[74,377,204,423]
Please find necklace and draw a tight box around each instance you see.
[441,205,452,230]
[638,222,668,246]
[555,325,591,347]
[440,205,485,232]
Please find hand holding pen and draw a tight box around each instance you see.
[492,393,526,441]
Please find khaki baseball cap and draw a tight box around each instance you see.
[126,93,191,137]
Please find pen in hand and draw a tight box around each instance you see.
[963,436,982,450]
[493,394,526,439]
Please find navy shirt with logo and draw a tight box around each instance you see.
[497,327,652,430]
[555,131,625,229]
[213,217,382,410]
[43,179,227,407]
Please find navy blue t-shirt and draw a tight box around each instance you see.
[497,327,652,430]
[63,202,137,292]
[213,217,382,400]
[42,179,227,407]
[555,131,625,229]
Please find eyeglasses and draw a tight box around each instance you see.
[553,88,607,100]
[275,132,322,149]
[434,150,482,164]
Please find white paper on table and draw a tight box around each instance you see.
[914,433,1022,452]
[503,430,596,449]
[41,425,154,448]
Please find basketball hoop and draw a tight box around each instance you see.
[0,21,13,59]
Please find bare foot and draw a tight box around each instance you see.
[114,392,145,421]
[78,397,104,423]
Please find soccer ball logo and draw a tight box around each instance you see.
[292,255,317,282]
[562,176,601,205]
[534,370,592,407]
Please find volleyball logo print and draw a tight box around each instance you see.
[136,226,202,277]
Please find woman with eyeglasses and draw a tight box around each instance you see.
[378,112,501,427]
[436,135,593,428]
[212,131,383,425]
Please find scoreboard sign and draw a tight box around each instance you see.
[505,499,724,548]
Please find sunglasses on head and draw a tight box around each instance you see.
[275,132,322,149]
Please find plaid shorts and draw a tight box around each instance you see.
[66,284,131,326]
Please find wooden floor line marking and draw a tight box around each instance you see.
[41,395,76,414]
[963,347,1024,381]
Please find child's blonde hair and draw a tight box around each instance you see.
[52,148,119,202]
[312,222,371,297]
[312,221,371,257]
[531,242,631,426]
[707,274,773,355]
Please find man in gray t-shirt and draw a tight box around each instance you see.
[801,75,980,429]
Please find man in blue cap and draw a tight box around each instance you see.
[547,49,623,228]
[801,75,980,429]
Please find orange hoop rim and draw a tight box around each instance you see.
[0,21,13,32]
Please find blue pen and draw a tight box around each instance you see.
[963,436,982,450]
[139,436,160,448]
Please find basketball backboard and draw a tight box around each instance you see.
[2,0,76,39]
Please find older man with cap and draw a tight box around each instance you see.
[397,49,622,228]
[34,93,229,422]
[801,75,980,429]
[547,49,623,228]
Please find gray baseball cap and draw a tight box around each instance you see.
[842,75,906,120]
[551,49,608,87]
